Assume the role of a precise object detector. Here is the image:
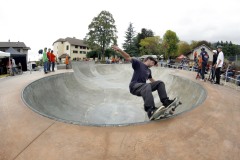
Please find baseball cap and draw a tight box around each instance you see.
[146,56,158,65]
[212,50,217,53]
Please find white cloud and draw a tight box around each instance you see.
[0,0,240,60]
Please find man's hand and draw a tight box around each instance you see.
[112,45,121,52]
[111,45,132,61]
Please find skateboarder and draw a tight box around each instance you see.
[112,45,175,119]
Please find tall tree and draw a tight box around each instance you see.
[162,30,179,58]
[139,36,162,56]
[85,10,117,60]
[135,28,154,55]
[122,22,138,56]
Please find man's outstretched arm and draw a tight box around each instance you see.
[112,45,132,62]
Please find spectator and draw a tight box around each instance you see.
[210,50,218,82]
[50,50,56,72]
[236,74,240,86]
[65,55,69,69]
[200,48,209,81]
[226,62,236,82]
[43,48,48,74]
[215,45,224,85]
[11,58,16,76]
[47,48,51,72]
[196,55,202,79]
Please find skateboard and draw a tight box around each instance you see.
[149,97,182,121]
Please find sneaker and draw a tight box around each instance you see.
[147,107,157,118]
[162,98,176,108]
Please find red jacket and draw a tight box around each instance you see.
[47,52,51,61]
[50,53,56,62]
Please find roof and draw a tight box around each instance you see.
[6,47,27,57]
[0,41,30,50]
[194,44,212,51]
[53,37,87,46]
[186,44,213,56]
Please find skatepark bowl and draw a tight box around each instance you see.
[22,62,207,126]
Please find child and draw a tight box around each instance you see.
[196,55,202,79]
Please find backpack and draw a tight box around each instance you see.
[202,51,209,62]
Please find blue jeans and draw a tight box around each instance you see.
[44,61,48,73]
[52,62,55,71]
[47,61,51,71]
[130,81,168,111]
[237,75,240,86]
[226,72,234,81]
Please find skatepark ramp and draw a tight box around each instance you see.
[22,62,207,126]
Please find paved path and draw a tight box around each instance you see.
[0,65,239,160]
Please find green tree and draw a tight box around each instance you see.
[162,30,179,58]
[177,41,191,56]
[105,48,117,59]
[135,28,154,55]
[139,36,162,56]
[85,10,117,61]
[86,50,100,60]
[122,22,138,56]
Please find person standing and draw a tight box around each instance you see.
[215,45,224,84]
[112,45,175,119]
[11,58,16,76]
[200,48,209,81]
[211,50,218,82]
[65,55,69,69]
[196,55,202,79]
[47,48,51,72]
[43,48,48,74]
[50,50,56,72]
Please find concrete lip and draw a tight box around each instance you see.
[22,62,207,126]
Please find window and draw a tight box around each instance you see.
[82,51,86,54]
[73,50,78,53]
[66,45,69,50]
[80,51,82,54]
[75,45,78,48]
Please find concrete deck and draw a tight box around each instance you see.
[0,62,240,160]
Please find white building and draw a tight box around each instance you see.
[187,44,214,62]
[53,37,91,60]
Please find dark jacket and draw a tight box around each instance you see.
[212,53,218,65]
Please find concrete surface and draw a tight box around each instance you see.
[22,62,206,126]
[0,62,240,160]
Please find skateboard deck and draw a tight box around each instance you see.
[150,97,182,121]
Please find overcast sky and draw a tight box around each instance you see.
[0,0,240,60]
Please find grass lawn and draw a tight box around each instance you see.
[0,74,9,78]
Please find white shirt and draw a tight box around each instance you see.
[216,51,224,68]
[12,59,16,67]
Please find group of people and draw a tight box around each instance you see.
[196,45,224,85]
[42,48,56,74]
